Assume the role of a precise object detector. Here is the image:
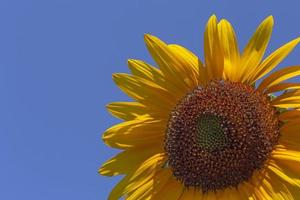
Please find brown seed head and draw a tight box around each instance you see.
[165,80,280,192]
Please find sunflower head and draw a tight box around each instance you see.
[100,15,300,199]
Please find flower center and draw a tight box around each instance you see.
[196,114,228,151]
[165,80,280,192]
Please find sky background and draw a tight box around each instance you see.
[1,0,300,199]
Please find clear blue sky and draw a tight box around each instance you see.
[1,0,300,199]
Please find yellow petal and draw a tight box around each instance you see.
[218,19,240,82]
[108,175,134,200]
[128,59,165,85]
[152,177,184,200]
[128,59,185,99]
[268,160,300,187]
[265,83,300,94]
[106,102,149,121]
[260,179,282,200]
[113,73,175,110]
[253,185,273,200]
[262,172,294,200]
[275,92,300,102]
[284,185,300,199]
[125,154,166,192]
[272,101,300,109]
[180,189,204,200]
[279,109,300,122]
[272,156,300,179]
[237,182,255,200]
[249,172,274,200]
[280,119,300,132]
[144,34,194,93]
[215,187,241,200]
[270,158,300,198]
[271,90,300,108]
[272,147,300,163]
[179,189,196,200]
[257,65,300,92]
[167,44,199,69]
[102,116,166,149]
[239,16,274,83]
[108,153,166,200]
[167,44,200,87]
[126,168,172,200]
[250,37,300,84]
[204,15,224,80]
[99,147,162,176]
[125,180,154,200]
[280,135,300,152]
[193,190,204,199]
[198,61,209,86]
[202,191,217,200]
[279,124,300,151]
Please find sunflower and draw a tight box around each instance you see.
[100,15,300,199]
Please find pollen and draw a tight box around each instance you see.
[165,80,280,192]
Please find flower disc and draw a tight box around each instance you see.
[165,80,280,192]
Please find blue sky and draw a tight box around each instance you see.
[1,0,300,199]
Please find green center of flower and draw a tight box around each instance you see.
[196,114,228,151]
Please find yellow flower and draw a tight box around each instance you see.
[100,15,300,199]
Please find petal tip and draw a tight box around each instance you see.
[218,19,231,27]
[112,73,118,80]
[208,14,218,23]
[127,58,135,66]
[265,15,274,25]
[112,73,124,80]
[105,102,113,110]
[98,166,114,176]
[210,14,217,19]
[219,19,226,24]
[144,34,155,42]
[98,166,104,175]
[144,34,165,48]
